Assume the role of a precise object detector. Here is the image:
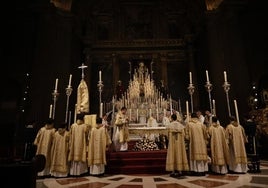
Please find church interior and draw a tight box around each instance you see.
[1,0,268,187]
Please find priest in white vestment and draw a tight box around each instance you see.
[166,114,189,177]
[114,107,129,151]
[88,117,112,175]
[226,116,248,173]
[146,115,159,140]
[208,116,230,174]
[162,110,171,127]
[68,113,89,176]
[185,112,208,176]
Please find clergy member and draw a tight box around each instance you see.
[166,114,189,177]
[208,116,230,175]
[50,122,70,177]
[68,113,89,176]
[162,110,171,127]
[185,112,208,176]
[88,117,112,176]
[226,116,248,173]
[34,118,56,177]
[114,107,129,151]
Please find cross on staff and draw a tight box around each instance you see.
[78,63,88,79]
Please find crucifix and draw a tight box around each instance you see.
[78,63,88,79]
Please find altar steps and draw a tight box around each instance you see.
[106,149,168,175]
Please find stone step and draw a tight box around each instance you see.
[106,149,167,174]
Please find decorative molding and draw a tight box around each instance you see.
[83,39,185,49]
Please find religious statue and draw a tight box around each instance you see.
[138,62,145,84]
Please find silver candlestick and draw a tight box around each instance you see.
[187,83,195,113]
[97,80,104,115]
[222,81,231,117]
[65,86,73,123]
[205,81,213,113]
[51,89,59,119]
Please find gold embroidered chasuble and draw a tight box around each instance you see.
[226,121,248,164]
[68,120,89,163]
[50,129,70,173]
[34,125,56,169]
[114,111,129,143]
[88,125,111,166]
[166,121,189,171]
[186,118,208,161]
[208,123,230,165]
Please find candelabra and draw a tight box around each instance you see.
[97,80,104,116]
[222,81,231,117]
[51,89,59,119]
[65,86,73,123]
[187,83,195,113]
[205,81,213,114]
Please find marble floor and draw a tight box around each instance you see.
[37,161,268,188]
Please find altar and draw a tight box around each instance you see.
[107,62,178,147]
[128,124,167,140]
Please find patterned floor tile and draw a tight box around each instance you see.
[189,179,228,187]
[156,183,189,188]
[69,182,109,188]
[129,178,143,182]
[250,176,268,185]
[206,174,239,181]
[36,182,48,188]
[116,184,143,188]
[56,177,88,185]
[108,176,125,181]
[154,177,168,182]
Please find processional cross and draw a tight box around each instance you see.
[78,63,88,79]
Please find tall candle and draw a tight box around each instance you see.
[186,101,189,123]
[54,78,58,91]
[99,71,102,81]
[74,104,77,123]
[234,100,240,124]
[49,104,53,118]
[212,99,216,115]
[189,72,192,84]
[68,74,72,87]
[224,71,227,82]
[206,70,210,82]
[100,102,103,118]
[68,110,72,130]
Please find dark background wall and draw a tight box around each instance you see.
[0,0,268,159]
